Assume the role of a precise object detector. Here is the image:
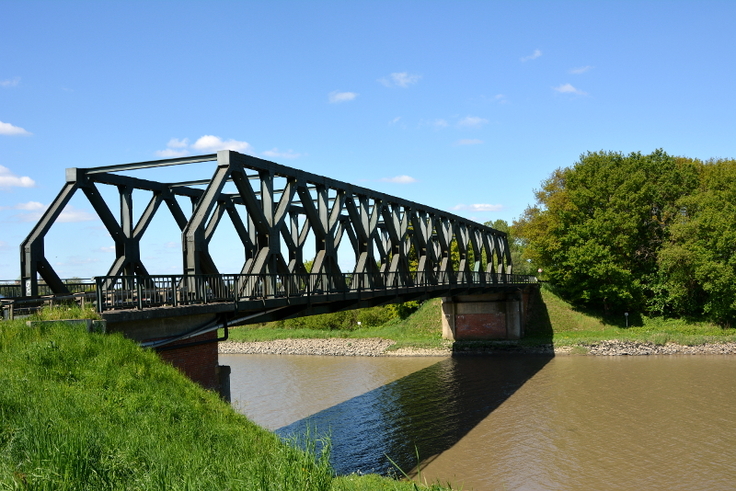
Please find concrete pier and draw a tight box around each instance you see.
[441,285,538,341]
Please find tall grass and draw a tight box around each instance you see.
[0,320,448,490]
[29,303,100,320]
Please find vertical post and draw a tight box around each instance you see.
[136,279,143,310]
[120,185,135,289]
[96,277,104,313]
[171,276,178,308]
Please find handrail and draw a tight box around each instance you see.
[94,272,538,313]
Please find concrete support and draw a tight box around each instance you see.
[442,286,537,341]
[156,331,221,391]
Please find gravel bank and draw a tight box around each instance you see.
[219,338,736,357]
[585,340,736,356]
[219,338,450,357]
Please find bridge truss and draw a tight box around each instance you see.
[21,151,520,313]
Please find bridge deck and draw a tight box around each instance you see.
[96,272,537,325]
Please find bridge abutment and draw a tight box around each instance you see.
[156,331,222,392]
[104,314,230,400]
[441,285,539,341]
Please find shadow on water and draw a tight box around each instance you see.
[277,353,553,477]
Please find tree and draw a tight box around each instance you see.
[514,150,698,313]
[485,219,534,275]
[656,159,736,326]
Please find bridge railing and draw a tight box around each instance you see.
[94,272,537,312]
[0,280,96,300]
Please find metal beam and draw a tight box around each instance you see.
[20,149,512,299]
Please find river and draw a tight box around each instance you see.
[221,353,736,490]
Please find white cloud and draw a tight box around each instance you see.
[389,116,401,125]
[262,148,302,159]
[100,245,116,253]
[0,166,35,189]
[13,201,44,211]
[167,137,189,148]
[6,202,96,223]
[553,83,587,95]
[457,139,483,145]
[57,206,97,223]
[0,77,20,88]
[423,118,448,129]
[0,121,31,136]
[452,203,504,212]
[457,116,488,128]
[156,137,190,157]
[191,135,254,153]
[329,91,358,103]
[570,65,593,74]
[381,175,417,184]
[521,49,542,62]
[0,240,9,251]
[379,72,421,88]
[158,135,307,159]
[156,148,189,158]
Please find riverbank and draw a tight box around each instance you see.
[228,287,736,353]
[0,319,451,491]
[219,338,736,356]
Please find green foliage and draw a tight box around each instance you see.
[254,303,426,331]
[386,301,420,320]
[655,159,736,326]
[515,150,699,313]
[486,219,534,275]
[261,302,402,331]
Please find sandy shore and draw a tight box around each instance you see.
[219,338,736,357]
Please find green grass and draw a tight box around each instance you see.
[227,298,450,351]
[529,286,736,347]
[0,318,450,490]
[230,288,736,351]
[29,303,100,320]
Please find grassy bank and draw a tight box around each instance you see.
[227,298,449,351]
[228,287,736,350]
[0,319,450,490]
[525,285,736,347]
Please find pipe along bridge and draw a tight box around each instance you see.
[20,151,538,394]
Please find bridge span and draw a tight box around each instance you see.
[16,150,538,395]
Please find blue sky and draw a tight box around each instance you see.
[2,0,736,280]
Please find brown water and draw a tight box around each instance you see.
[221,353,736,490]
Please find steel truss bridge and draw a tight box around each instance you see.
[19,150,535,324]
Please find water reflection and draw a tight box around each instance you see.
[277,355,553,476]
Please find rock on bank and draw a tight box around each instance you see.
[219,338,736,356]
[219,338,451,357]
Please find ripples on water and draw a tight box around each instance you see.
[222,354,736,490]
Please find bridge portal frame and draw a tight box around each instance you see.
[21,150,512,298]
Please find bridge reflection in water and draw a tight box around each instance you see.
[275,355,552,476]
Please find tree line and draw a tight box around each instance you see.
[514,149,736,327]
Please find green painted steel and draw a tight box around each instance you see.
[21,150,515,298]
